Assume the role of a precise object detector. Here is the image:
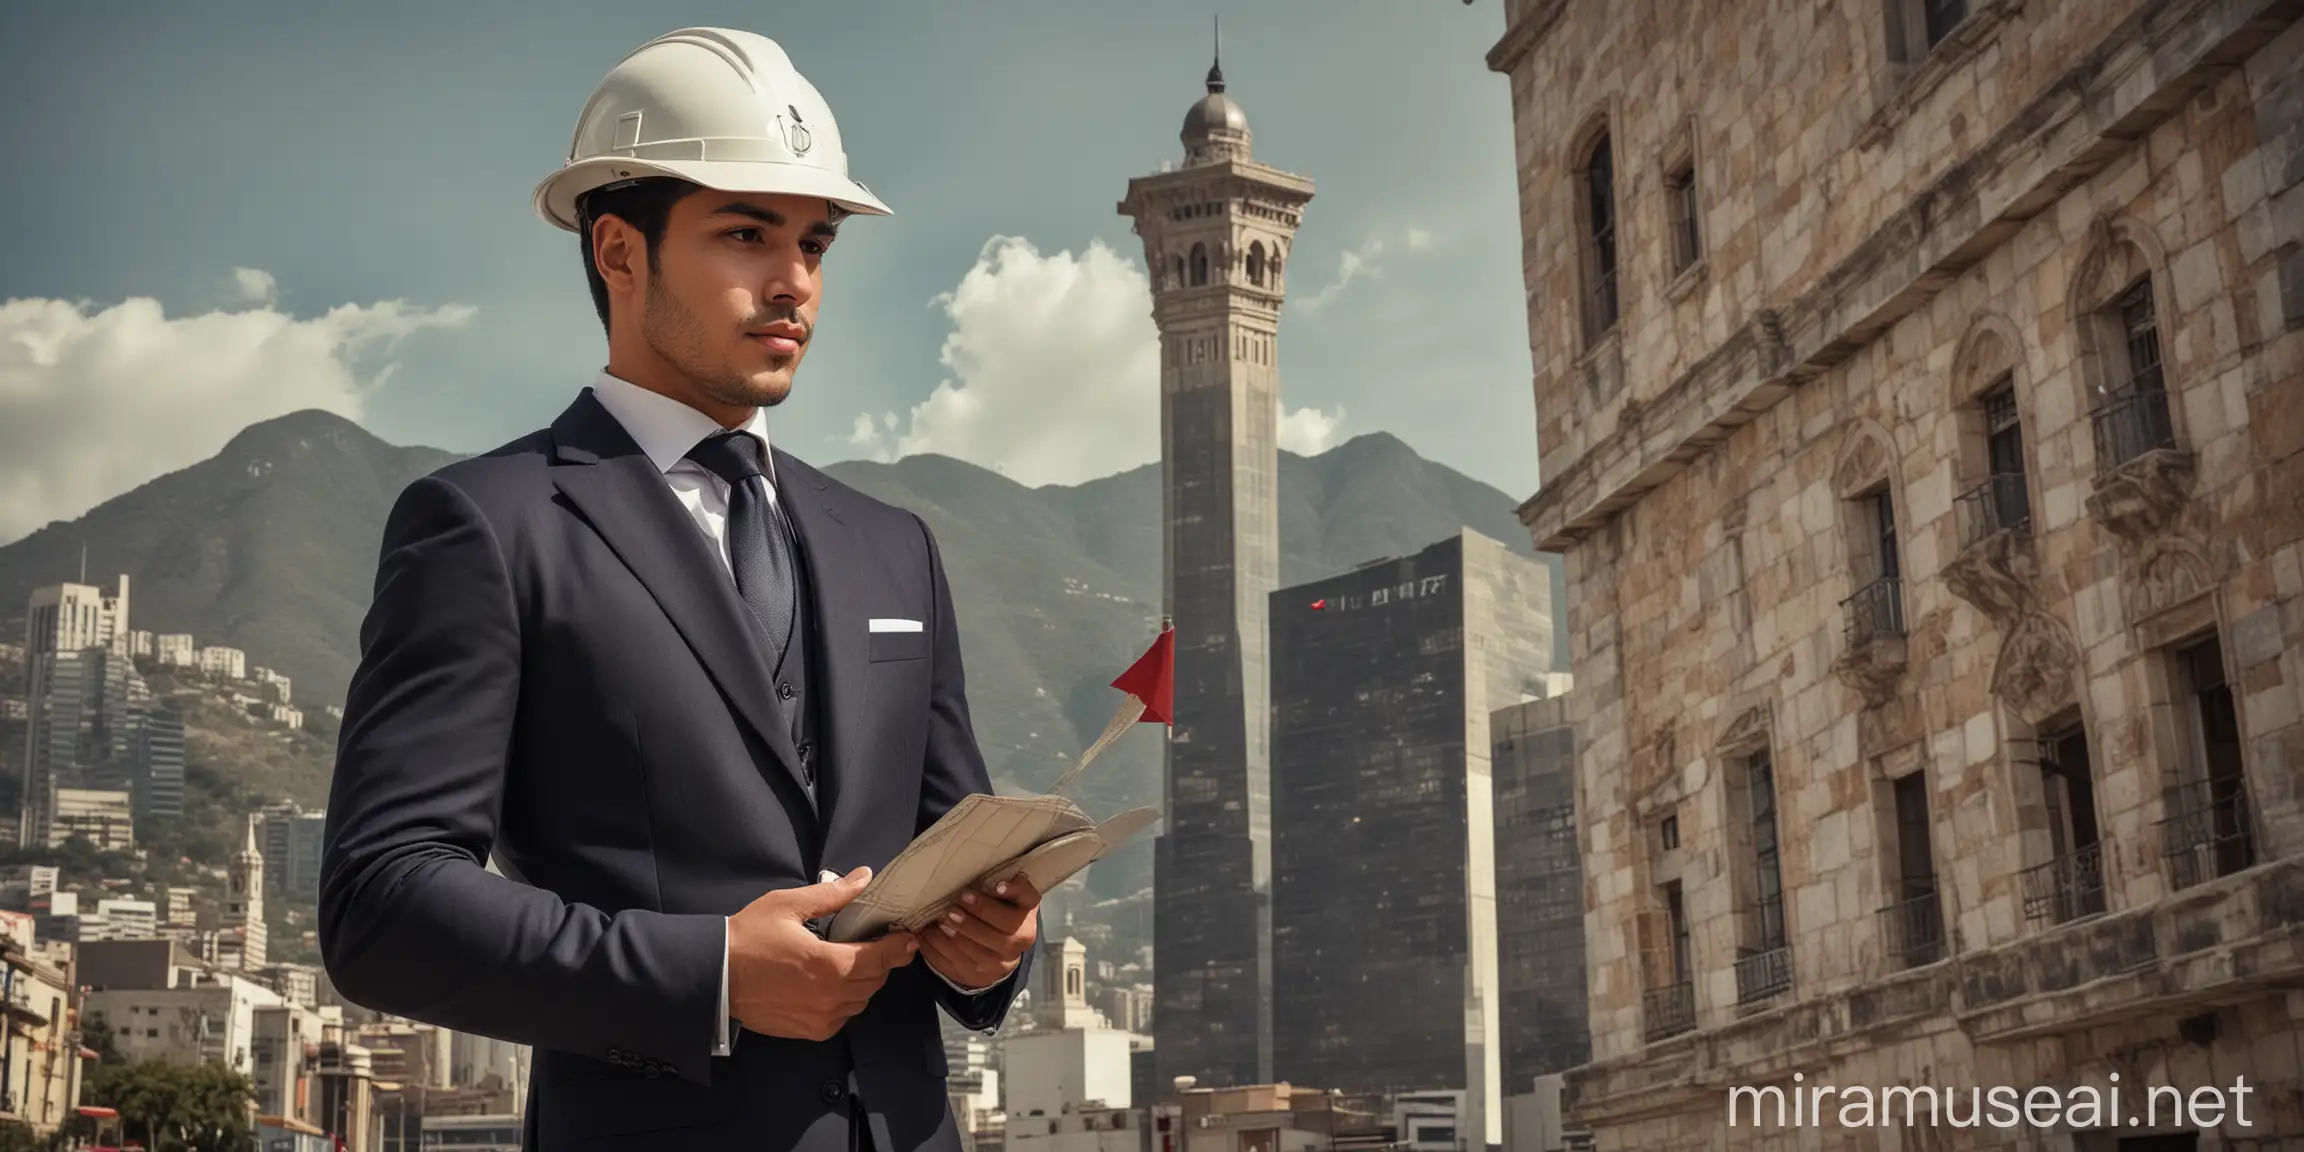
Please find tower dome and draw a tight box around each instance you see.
[1181,20,1251,164]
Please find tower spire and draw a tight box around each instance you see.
[1206,15,1225,93]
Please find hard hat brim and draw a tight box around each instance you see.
[533,156,893,233]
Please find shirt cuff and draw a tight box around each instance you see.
[930,961,1002,997]
[713,916,732,1056]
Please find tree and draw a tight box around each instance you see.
[84,1057,256,1152]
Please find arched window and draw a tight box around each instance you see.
[1246,241,1266,286]
[1172,255,1186,291]
[1582,131,1620,340]
[1190,243,1209,287]
[1066,968,1082,998]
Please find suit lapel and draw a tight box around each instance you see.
[773,449,873,858]
[548,392,815,813]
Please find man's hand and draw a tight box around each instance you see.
[919,875,1041,990]
[727,867,918,1042]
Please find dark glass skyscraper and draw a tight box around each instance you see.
[1268,531,1555,1146]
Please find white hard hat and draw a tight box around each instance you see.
[532,27,891,233]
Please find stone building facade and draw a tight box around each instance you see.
[1488,0,2304,1148]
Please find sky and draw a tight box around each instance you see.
[0,0,1537,546]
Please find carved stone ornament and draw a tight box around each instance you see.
[1833,434,1892,500]
[1944,526,2038,628]
[1717,704,1771,756]
[2085,448,2195,543]
[2132,537,2217,623]
[1989,613,2081,726]
[1833,634,1908,709]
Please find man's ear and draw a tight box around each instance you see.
[591,215,641,297]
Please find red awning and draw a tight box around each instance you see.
[75,1104,119,1117]
[78,1046,100,1060]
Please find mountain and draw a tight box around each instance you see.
[0,414,1563,898]
[0,411,458,704]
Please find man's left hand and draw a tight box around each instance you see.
[920,875,1041,990]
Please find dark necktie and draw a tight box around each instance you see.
[684,430,796,666]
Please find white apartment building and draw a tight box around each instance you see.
[198,646,247,680]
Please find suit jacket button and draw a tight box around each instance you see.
[820,1079,845,1104]
[780,682,797,700]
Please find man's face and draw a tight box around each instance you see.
[636,190,840,410]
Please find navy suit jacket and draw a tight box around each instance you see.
[319,389,1028,1150]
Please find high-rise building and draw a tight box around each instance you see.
[1117,34,1313,1092]
[20,639,184,845]
[1483,0,2304,1145]
[1488,695,1588,1096]
[259,802,331,904]
[24,576,129,662]
[1267,530,1552,1148]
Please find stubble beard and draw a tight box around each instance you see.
[643,280,795,410]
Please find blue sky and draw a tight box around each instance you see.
[0,0,1536,544]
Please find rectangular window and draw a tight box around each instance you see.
[2120,279,2165,396]
[1664,881,1691,983]
[2021,726,2107,924]
[2162,635,2256,888]
[1734,749,1793,1003]
[1879,771,1944,967]
[1586,135,1620,338]
[1666,162,1700,273]
[1924,0,1969,46]
[1872,490,1901,583]
[1982,380,2031,532]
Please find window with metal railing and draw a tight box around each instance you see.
[2091,279,2179,471]
[1736,751,1794,1004]
[2160,636,2257,889]
[2021,729,2109,925]
[1842,489,1906,646]
[1957,381,2033,547]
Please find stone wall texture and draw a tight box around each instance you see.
[1492,0,2304,1147]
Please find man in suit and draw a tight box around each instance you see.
[319,28,1037,1150]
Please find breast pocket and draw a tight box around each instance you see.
[868,629,930,662]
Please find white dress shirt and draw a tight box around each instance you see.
[586,371,991,1060]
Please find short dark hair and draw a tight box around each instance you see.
[577,177,703,336]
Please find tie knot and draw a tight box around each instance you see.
[686,430,767,487]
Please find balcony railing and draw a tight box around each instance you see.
[1841,576,1906,648]
[1733,945,1794,1005]
[1876,877,1946,969]
[2160,783,2257,891]
[1641,981,1695,1042]
[1955,473,2032,549]
[2090,388,2178,473]
[2019,842,2107,925]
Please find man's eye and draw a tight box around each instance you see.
[802,239,830,257]
[728,228,761,243]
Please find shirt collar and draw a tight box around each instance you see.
[589,369,776,483]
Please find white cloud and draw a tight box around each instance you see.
[1295,238,1384,314]
[1292,225,1441,313]
[1278,402,1346,454]
[0,281,475,544]
[847,235,1346,485]
[231,267,278,305]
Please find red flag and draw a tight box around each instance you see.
[1110,625,1175,725]
[1310,598,1327,610]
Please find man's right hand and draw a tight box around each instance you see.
[727,867,919,1042]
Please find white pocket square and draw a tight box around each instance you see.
[869,618,924,633]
